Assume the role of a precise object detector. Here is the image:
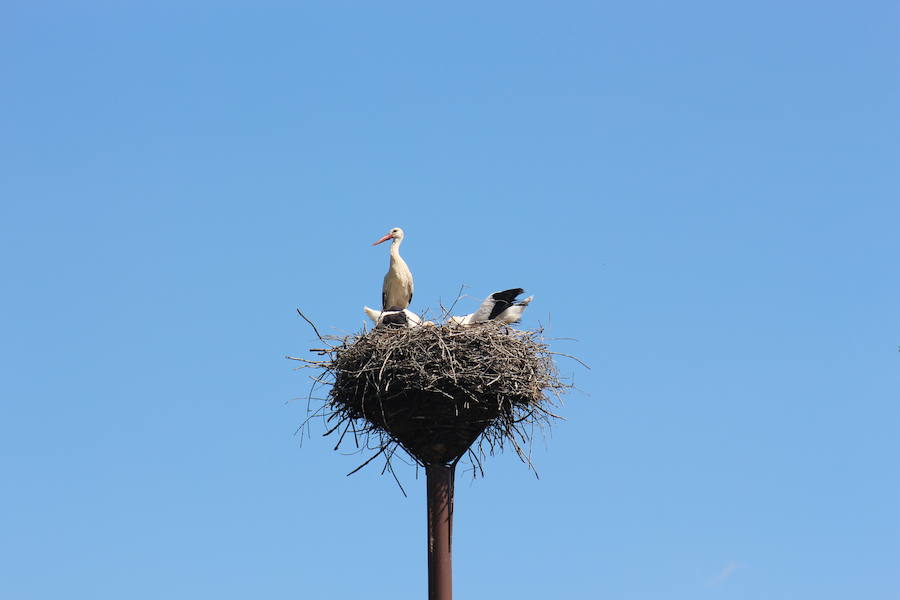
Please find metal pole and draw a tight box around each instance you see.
[426,463,454,600]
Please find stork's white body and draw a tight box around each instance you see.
[373,227,414,310]
[382,242,413,309]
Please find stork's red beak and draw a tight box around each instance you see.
[372,234,392,246]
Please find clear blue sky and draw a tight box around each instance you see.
[1,2,897,598]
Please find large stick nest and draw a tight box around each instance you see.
[293,320,573,478]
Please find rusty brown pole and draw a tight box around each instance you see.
[426,463,454,600]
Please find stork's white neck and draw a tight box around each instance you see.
[389,237,403,263]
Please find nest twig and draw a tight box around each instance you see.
[290,315,574,480]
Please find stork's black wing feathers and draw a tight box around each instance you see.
[381,308,408,327]
[487,288,524,320]
[487,301,511,320]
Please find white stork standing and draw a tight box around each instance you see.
[372,227,414,310]
[448,288,534,327]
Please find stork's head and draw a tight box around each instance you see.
[372,227,405,246]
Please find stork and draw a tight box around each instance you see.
[363,305,432,328]
[448,288,534,327]
[372,227,414,310]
